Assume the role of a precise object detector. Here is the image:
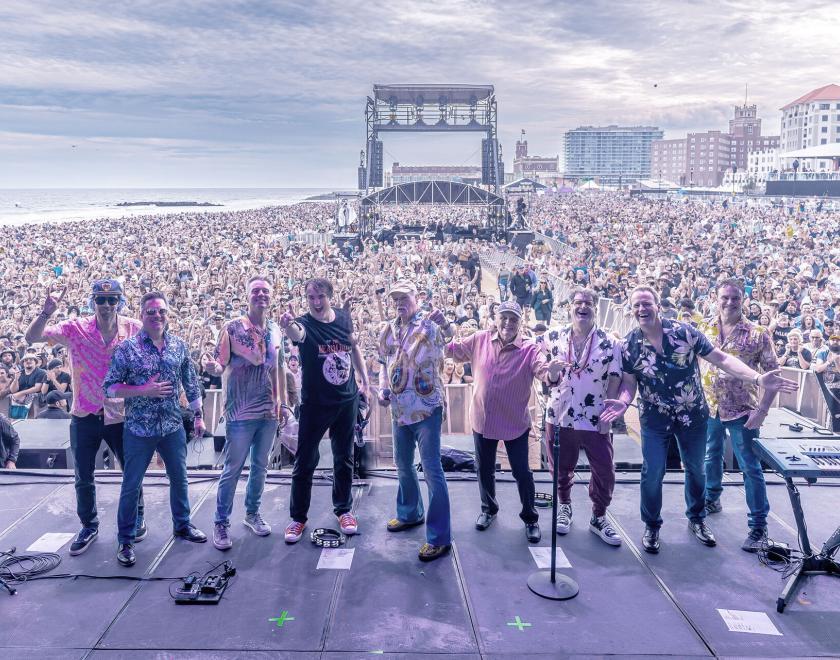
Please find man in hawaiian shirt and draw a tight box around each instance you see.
[601,286,796,554]
[104,292,207,567]
[377,280,455,562]
[699,279,779,552]
[26,279,144,557]
[204,276,290,551]
[542,288,624,547]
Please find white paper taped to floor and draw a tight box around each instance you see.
[529,546,572,569]
[717,609,782,636]
[26,532,76,553]
[317,547,355,570]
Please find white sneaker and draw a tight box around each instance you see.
[590,515,622,546]
[556,503,572,535]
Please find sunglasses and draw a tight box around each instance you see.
[144,308,168,316]
[95,296,120,306]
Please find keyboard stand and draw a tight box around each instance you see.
[776,476,840,613]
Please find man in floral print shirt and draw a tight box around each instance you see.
[699,279,779,553]
[602,286,797,554]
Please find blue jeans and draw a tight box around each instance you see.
[118,427,191,544]
[215,419,278,525]
[704,414,769,530]
[70,414,144,530]
[393,406,451,546]
[640,419,707,528]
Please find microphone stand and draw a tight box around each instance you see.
[528,422,580,600]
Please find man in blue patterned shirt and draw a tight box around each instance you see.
[103,292,207,567]
[601,286,796,555]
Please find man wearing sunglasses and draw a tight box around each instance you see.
[26,279,144,557]
[104,292,206,567]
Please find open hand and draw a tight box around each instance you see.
[757,369,798,394]
[143,374,173,398]
[599,399,628,425]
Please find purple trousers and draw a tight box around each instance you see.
[545,424,615,517]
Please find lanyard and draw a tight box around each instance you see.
[566,326,596,376]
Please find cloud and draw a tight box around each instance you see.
[0,0,838,186]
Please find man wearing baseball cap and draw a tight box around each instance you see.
[377,279,455,561]
[26,278,144,556]
[445,300,564,543]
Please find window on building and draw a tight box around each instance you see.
[822,139,827,144]
[823,115,829,121]
[820,103,830,110]
[822,127,828,133]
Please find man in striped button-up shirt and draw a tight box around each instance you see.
[446,300,563,544]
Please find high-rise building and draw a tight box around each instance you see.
[780,84,840,153]
[650,103,779,187]
[651,138,687,186]
[564,125,663,183]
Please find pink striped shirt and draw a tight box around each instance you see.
[446,330,547,441]
[43,315,142,425]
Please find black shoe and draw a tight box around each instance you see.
[525,523,541,543]
[174,525,207,543]
[642,526,660,554]
[134,519,147,543]
[69,527,98,556]
[116,543,135,567]
[475,512,497,531]
[704,500,723,514]
[688,521,717,547]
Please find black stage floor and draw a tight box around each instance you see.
[1,469,838,659]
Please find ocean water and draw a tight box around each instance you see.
[0,188,344,225]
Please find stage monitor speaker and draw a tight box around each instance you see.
[13,418,104,470]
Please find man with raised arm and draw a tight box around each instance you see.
[25,279,144,556]
[601,286,797,554]
[279,278,370,543]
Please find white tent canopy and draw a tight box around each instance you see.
[783,144,840,159]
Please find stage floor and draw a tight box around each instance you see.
[1,469,838,658]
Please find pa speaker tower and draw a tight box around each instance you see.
[367,139,383,188]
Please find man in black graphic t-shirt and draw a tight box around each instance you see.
[279,278,370,543]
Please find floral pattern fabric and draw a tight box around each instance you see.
[104,330,202,437]
[622,319,714,430]
[214,317,283,421]
[378,311,446,426]
[541,326,622,431]
[699,318,778,421]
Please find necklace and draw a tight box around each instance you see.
[567,326,596,375]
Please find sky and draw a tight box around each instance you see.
[1,0,838,188]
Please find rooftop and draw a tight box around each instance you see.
[781,83,840,110]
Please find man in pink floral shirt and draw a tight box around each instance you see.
[26,279,143,556]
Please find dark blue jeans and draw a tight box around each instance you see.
[70,414,144,530]
[118,427,190,544]
[704,414,769,530]
[640,419,708,528]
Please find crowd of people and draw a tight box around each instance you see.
[0,191,838,566]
